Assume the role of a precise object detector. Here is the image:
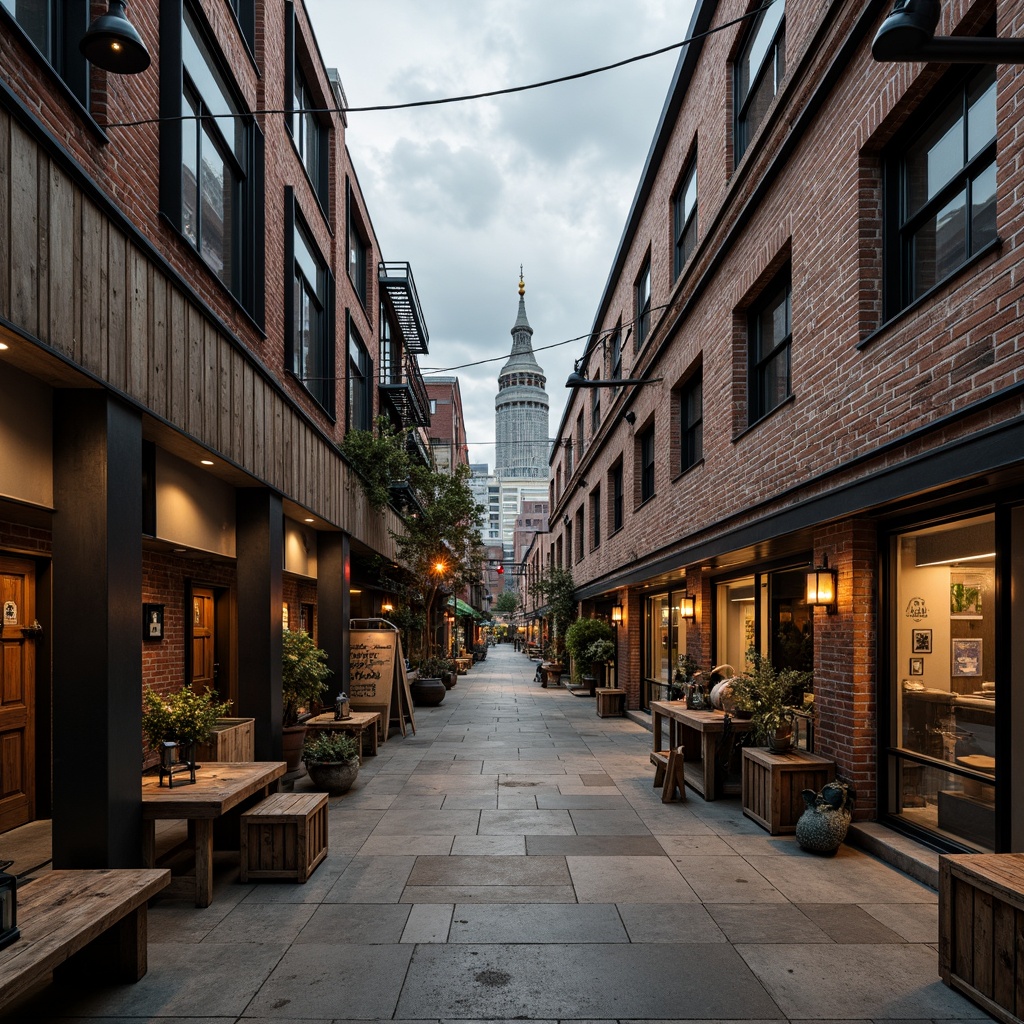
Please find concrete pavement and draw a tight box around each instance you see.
[8,643,991,1022]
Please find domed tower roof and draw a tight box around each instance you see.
[499,273,545,381]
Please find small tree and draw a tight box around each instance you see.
[339,415,411,511]
[389,463,484,661]
[494,591,520,616]
[564,617,613,680]
[281,628,333,726]
[529,565,575,661]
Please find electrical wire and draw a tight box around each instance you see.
[101,4,774,130]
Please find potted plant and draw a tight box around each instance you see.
[302,732,360,794]
[584,637,617,688]
[282,628,333,771]
[142,685,231,774]
[729,648,812,753]
[564,617,614,685]
[410,657,447,706]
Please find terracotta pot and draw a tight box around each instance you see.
[411,676,446,706]
[306,759,359,794]
[282,724,307,771]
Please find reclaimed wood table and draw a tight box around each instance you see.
[141,761,286,907]
[304,711,382,763]
[650,702,752,799]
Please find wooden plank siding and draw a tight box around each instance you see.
[0,110,397,557]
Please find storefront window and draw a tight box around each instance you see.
[890,514,996,850]
[716,575,763,671]
[642,591,688,707]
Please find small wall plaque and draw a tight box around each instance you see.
[144,604,164,641]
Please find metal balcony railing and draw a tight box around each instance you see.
[379,262,429,354]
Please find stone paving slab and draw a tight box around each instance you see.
[449,902,629,943]
[407,854,570,886]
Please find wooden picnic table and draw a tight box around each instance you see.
[141,761,286,907]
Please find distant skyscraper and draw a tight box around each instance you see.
[495,273,549,479]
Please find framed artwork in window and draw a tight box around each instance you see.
[952,638,982,677]
[911,628,932,654]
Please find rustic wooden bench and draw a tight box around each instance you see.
[939,853,1024,1024]
[240,791,329,883]
[0,868,170,1016]
[650,746,686,802]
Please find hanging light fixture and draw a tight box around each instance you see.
[611,603,623,624]
[806,554,838,614]
[679,592,696,620]
[79,1,152,75]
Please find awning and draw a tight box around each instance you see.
[448,596,481,619]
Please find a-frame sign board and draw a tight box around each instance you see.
[348,619,415,738]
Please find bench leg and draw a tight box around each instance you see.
[662,746,686,803]
[652,759,666,787]
[59,904,148,983]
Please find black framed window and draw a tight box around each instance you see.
[609,326,622,388]
[285,3,329,212]
[575,507,584,561]
[639,426,655,504]
[591,486,601,550]
[735,0,785,164]
[347,182,370,307]
[348,319,372,431]
[227,0,255,51]
[748,272,791,424]
[380,304,400,385]
[610,461,624,533]
[576,411,585,459]
[673,156,697,278]
[162,2,264,322]
[887,66,997,316]
[286,188,334,416]
[679,368,703,472]
[590,387,601,435]
[635,258,652,349]
[1,0,88,104]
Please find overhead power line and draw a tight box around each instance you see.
[102,4,773,130]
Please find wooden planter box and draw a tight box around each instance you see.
[741,748,835,834]
[596,688,625,717]
[940,853,1024,1024]
[194,718,255,763]
[240,792,329,883]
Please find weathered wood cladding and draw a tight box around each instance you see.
[0,109,396,557]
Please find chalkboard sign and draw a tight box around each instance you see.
[348,623,415,738]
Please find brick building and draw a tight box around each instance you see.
[548,0,1024,853]
[0,0,430,865]
[424,375,469,474]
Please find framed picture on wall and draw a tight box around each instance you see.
[952,638,982,677]
[143,604,164,641]
[911,628,932,654]
[909,657,924,676]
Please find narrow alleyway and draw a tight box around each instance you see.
[12,644,988,1022]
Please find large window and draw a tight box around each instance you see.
[348,319,372,431]
[635,258,652,349]
[590,486,601,550]
[347,183,370,307]
[286,190,334,415]
[889,514,998,851]
[748,272,791,424]
[673,156,698,278]
[609,326,623,388]
[638,425,655,504]
[590,387,601,436]
[888,67,996,315]
[610,461,623,533]
[286,5,329,211]
[642,590,689,709]
[163,3,263,320]
[735,0,785,164]
[678,368,703,473]
[2,0,88,103]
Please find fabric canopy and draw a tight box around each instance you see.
[448,596,481,619]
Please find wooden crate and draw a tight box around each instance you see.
[240,792,329,883]
[596,688,625,717]
[194,718,255,762]
[939,854,1024,1024]
[741,748,835,834]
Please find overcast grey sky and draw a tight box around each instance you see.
[304,1,694,469]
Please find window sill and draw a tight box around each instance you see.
[857,237,1002,351]
[732,393,795,443]
[672,457,704,484]
[635,494,657,511]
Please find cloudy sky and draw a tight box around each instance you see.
[304,0,695,469]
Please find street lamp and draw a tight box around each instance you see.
[79,0,151,74]
[872,0,1024,62]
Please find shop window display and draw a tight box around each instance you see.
[892,515,996,849]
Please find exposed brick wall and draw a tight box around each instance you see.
[0,519,52,556]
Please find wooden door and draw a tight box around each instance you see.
[191,586,216,690]
[0,556,36,832]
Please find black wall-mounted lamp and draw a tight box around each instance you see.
[872,0,1024,62]
[623,411,637,426]
[562,515,571,528]
[679,592,696,621]
[611,603,623,624]
[566,370,663,389]
[80,0,151,74]
[806,554,838,614]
